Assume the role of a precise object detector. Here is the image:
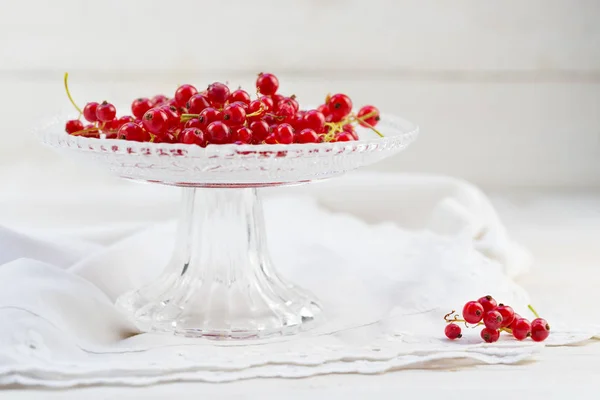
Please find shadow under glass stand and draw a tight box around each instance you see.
[116,187,322,339]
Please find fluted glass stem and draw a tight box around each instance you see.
[116,187,321,339]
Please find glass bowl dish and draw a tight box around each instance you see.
[41,114,419,339]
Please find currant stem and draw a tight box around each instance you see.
[64,72,83,117]
[180,113,199,122]
[352,112,384,138]
[528,304,540,319]
[246,104,265,118]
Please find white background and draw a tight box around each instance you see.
[0,0,599,189]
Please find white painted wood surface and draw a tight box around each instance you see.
[1,0,599,188]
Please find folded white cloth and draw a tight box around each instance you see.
[0,173,597,387]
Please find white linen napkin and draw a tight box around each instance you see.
[0,173,597,387]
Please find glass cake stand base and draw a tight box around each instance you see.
[115,187,322,339]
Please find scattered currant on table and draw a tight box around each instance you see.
[63,72,384,144]
[443,296,550,343]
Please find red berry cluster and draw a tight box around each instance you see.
[63,73,383,146]
[444,295,550,343]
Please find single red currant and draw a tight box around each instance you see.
[483,310,503,330]
[277,102,295,122]
[295,128,319,143]
[259,95,274,111]
[328,93,353,120]
[496,304,516,328]
[206,82,230,106]
[274,123,294,144]
[249,120,270,143]
[160,105,180,131]
[481,328,500,343]
[131,98,152,120]
[444,323,462,340]
[234,126,253,144]
[530,318,550,342]
[65,119,84,134]
[198,107,221,127]
[462,301,485,324]
[335,132,356,142]
[222,103,247,127]
[228,89,251,105]
[206,121,232,144]
[512,318,532,341]
[303,110,325,133]
[186,94,211,114]
[509,313,522,331]
[184,118,203,129]
[271,94,285,111]
[174,84,198,107]
[342,124,359,140]
[317,103,331,117]
[83,102,99,122]
[357,105,381,127]
[247,100,266,121]
[179,128,207,147]
[477,295,498,313]
[256,72,279,95]
[118,122,151,142]
[142,108,170,135]
[264,133,278,144]
[96,101,117,122]
[150,94,168,106]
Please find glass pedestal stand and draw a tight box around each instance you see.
[116,187,321,339]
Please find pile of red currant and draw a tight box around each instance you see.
[63,73,383,146]
[444,295,550,343]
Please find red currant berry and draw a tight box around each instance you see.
[206,121,232,144]
[142,108,169,135]
[317,103,331,117]
[530,318,550,342]
[328,93,353,119]
[444,323,462,340]
[118,122,151,142]
[234,126,253,143]
[65,119,84,134]
[174,84,198,107]
[303,110,325,133]
[483,310,503,330]
[477,295,498,313]
[150,94,168,106]
[206,82,230,106]
[222,103,247,127]
[184,118,203,129]
[259,95,274,111]
[198,107,221,127]
[273,123,294,144]
[335,132,356,142]
[512,318,532,341]
[131,98,152,120]
[247,100,266,121]
[186,94,211,114]
[277,102,295,122]
[96,101,116,122]
[229,89,251,105]
[462,301,484,324]
[481,328,500,343]
[271,94,285,111]
[288,96,299,112]
[295,128,319,144]
[509,313,521,331]
[291,112,306,131]
[256,72,279,95]
[83,102,99,122]
[179,127,207,147]
[160,105,180,131]
[342,124,359,140]
[249,120,270,143]
[496,304,516,328]
[357,105,381,127]
[264,133,278,144]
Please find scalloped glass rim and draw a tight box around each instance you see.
[39,113,419,187]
